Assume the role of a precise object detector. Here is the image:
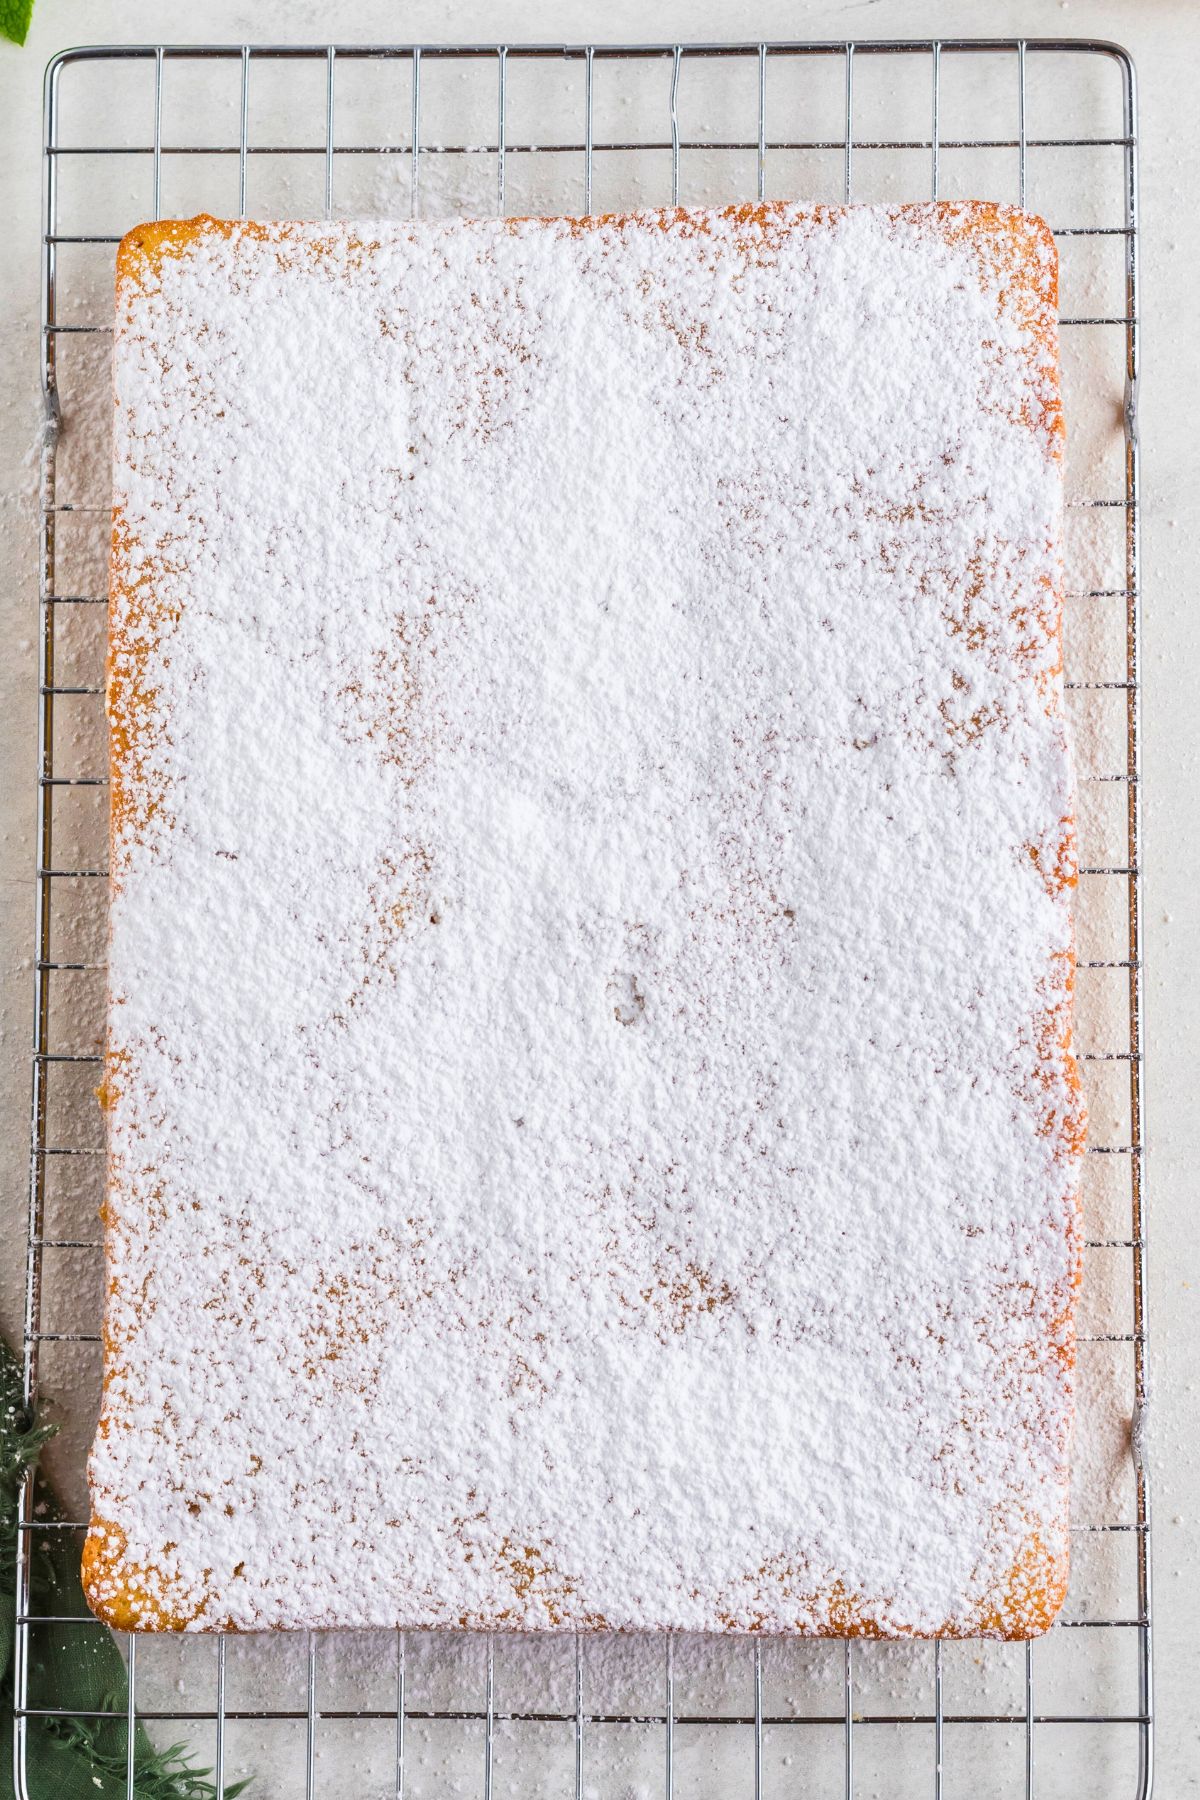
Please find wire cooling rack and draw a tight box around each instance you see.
[15,36,1150,1800]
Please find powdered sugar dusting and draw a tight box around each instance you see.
[88,203,1082,1637]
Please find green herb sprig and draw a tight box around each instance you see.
[0,0,34,48]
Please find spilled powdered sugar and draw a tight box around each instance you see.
[90,204,1082,1635]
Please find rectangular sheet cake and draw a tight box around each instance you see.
[87,202,1084,1637]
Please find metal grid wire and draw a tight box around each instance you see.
[15,36,1150,1800]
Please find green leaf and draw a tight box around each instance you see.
[0,0,34,48]
[47,1714,253,1798]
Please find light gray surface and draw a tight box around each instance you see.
[1,1,1196,1795]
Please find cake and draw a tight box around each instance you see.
[85,202,1083,1637]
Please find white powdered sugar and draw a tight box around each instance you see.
[90,204,1082,1637]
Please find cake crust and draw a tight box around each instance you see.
[88,203,1082,1638]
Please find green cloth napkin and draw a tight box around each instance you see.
[2,1337,249,1799]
